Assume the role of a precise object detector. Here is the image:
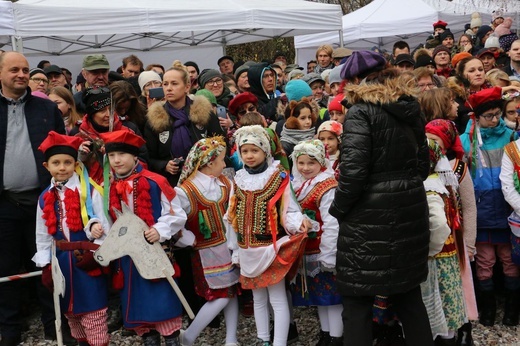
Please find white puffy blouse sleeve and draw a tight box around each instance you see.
[501,144,520,216]
[281,181,305,235]
[84,186,112,245]
[317,189,339,268]
[32,197,53,268]
[427,192,451,257]
[153,192,188,243]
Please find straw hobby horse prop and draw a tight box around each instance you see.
[94,203,194,318]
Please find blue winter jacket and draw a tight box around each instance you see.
[461,119,515,240]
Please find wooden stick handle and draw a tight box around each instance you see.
[162,269,195,319]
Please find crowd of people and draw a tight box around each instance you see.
[2,6,520,346]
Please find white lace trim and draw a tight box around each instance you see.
[234,159,281,191]
[424,174,449,195]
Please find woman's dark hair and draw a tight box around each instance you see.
[109,80,146,131]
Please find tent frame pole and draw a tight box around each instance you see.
[339,29,344,48]
[11,36,23,53]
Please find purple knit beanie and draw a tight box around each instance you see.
[340,50,386,79]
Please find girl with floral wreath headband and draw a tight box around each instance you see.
[226,125,314,346]
[175,136,240,346]
[420,138,467,344]
[289,139,343,346]
[425,118,478,343]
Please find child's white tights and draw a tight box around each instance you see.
[317,304,344,338]
[182,296,239,345]
[253,280,290,346]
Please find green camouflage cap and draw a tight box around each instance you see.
[82,54,110,71]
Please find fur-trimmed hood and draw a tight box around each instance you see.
[146,95,213,133]
[343,78,418,106]
[344,79,421,126]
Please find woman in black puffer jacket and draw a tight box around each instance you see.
[329,51,433,346]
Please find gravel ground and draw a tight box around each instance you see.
[10,304,520,346]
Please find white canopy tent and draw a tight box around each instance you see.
[0,0,342,76]
[294,0,517,67]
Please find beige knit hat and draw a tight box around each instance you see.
[470,12,482,29]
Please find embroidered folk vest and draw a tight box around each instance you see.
[299,177,337,255]
[505,142,520,194]
[179,176,230,250]
[233,165,285,249]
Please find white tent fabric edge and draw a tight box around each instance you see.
[3,0,342,52]
[294,0,515,67]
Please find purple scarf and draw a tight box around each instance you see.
[166,98,193,159]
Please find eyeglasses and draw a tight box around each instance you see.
[480,110,502,120]
[206,78,223,86]
[238,105,257,116]
[30,77,49,84]
[262,72,275,79]
[460,40,470,44]
[417,83,436,89]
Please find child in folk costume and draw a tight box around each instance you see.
[317,120,343,171]
[420,139,467,344]
[425,119,478,343]
[289,140,343,346]
[227,125,312,346]
[500,132,520,325]
[101,130,187,346]
[174,136,240,346]
[460,87,520,327]
[33,131,111,346]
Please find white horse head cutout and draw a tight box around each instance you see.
[94,202,175,280]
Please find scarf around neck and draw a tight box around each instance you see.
[280,126,316,146]
[166,98,193,159]
[244,159,269,174]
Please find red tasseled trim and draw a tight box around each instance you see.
[109,175,155,227]
[109,182,122,222]
[135,177,155,227]
[42,190,57,235]
[64,188,82,232]
[41,188,83,235]
[109,179,132,221]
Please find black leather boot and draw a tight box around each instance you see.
[315,330,331,346]
[479,290,496,326]
[456,322,473,346]
[503,289,520,326]
[164,332,181,346]
[142,331,161,346]
[435,336,456,346]
[328,336,344,346]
